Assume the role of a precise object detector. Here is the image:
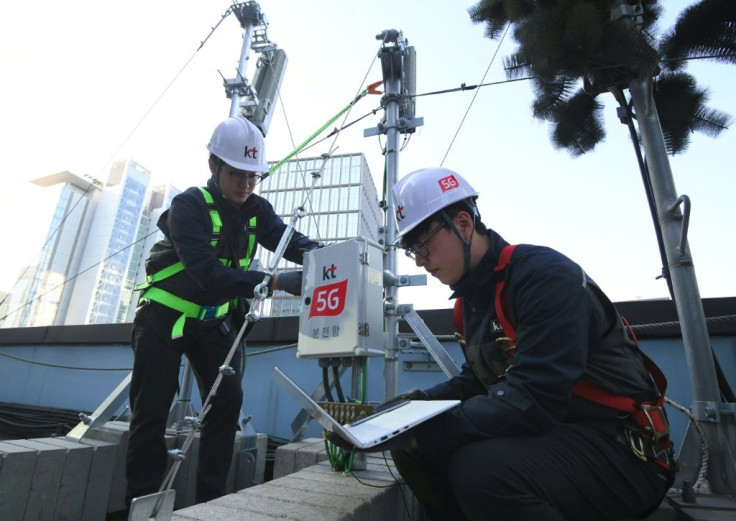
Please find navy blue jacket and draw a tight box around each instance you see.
[143,177,318,308]
[414,229,657,452]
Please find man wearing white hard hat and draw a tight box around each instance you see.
[125,117,319,508]
[333,167,675,520]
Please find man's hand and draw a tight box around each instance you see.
[325,430,414,453]
[273,270,303,295]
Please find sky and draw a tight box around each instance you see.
[0,0,734,313]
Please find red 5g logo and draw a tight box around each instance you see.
[308,279,348,318]
[437,174,459,193]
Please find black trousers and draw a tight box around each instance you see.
[125,311,243,505]
[392,423,673,521]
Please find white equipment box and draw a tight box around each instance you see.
[297,237,384,358]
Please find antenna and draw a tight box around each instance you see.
[245,48,288,136]
[223,1,287,136]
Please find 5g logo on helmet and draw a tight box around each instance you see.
[438,174,459,193]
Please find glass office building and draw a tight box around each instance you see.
[255,153,382,317]
[65,159,152,325]
[2,172,102,328]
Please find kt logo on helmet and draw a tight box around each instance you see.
[243,146,259,159]
[396,205,405,221]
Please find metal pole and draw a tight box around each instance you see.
[380,39,404,400]
[229,23,255,117]
[629,77,735,495]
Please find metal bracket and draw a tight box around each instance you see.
[667,195,691,255]
[364,116,424,137]
[65,371,132,442]
[383,270,427,288]
[690,401,736,423]
[397,304,460,379]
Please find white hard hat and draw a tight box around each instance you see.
[206,117,268,172]
[392,168,478,245]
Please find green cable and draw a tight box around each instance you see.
[324,359,370,473]
[265,87,373,177]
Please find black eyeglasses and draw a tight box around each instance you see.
[228,171,263,183]
[404,223,446,260]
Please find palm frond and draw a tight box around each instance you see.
[549,89,605,156]
[503,51,534,79]
[468,0,510,40]
[531,74,579,120]
[597,22,660,80]
[660,0,736,71]
[653,73,699,154]
[652,71,733,154]
[639,0,663,35]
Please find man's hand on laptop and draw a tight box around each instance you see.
[325,430,415,453]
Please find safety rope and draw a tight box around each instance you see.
[665,397,710,493]
[264,81,382,179]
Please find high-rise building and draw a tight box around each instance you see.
[254,153,382,317]
[124,183,181,323]
[64,159,152,325]
[2,171,102,328]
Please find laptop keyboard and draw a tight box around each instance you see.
[347,399,410,426]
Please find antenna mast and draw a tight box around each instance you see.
[225,1,287,136]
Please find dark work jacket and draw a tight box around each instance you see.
[413,229,658,452]
[136,177,317,338]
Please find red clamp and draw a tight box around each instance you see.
[367,80,383,95]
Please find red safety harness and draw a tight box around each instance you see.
[454,245,674,469]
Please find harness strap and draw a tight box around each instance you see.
[134,262,186,291]
[493,245,519,340]
[135,187,257,338]
[453,244,672,444]
[139,286,230,339]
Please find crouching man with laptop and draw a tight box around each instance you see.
[329,168,675,521]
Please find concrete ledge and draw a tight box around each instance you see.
[0,422,268,520]
[273,437,329,479]
[171,438,426,521]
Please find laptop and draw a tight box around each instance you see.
[273,367,460,449]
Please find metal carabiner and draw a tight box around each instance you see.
[624,428,648,462]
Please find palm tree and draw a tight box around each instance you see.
[467,0,736,496]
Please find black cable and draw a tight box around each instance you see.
[612,86,675,299]
[332,364,346,403]
[322,365,335,402]
[0,402,88,438]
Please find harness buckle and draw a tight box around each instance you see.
[640,404,670,444]
[495,337,516,358]
[198,305,221,321]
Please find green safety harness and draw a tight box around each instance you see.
[135,187,257,339]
